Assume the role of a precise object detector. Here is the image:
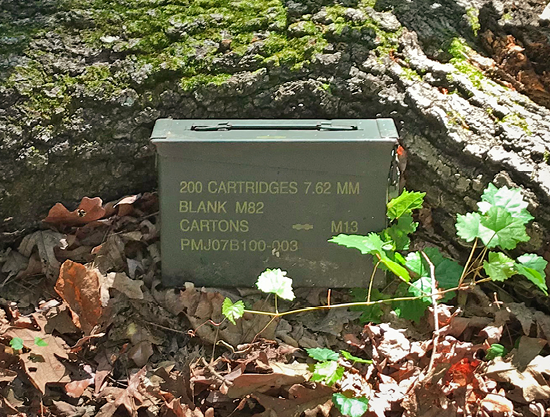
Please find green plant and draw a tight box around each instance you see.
[9,337,48,351]
[221,184,548,415]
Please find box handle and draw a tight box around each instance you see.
[191,122,358,131]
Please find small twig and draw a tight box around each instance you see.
[421,250,439,379]
[139,319,191,335]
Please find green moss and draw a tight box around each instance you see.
[180,73,232,91]
[2,0,406,112]
[501,12,513,22]
[465,8,480,37]
[501,113,532,135]
[544,151,550,164]
[401,67,421,81]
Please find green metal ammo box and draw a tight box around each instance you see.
[151,119,399,287]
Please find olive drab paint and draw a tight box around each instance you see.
[151,119,399,287]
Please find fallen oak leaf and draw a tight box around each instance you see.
[55,260,105,335]
[4,328,71,394]
[43,197,106,226]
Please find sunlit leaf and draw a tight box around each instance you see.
[380,257,411,282]
[457,208,529,249]
[386,189,425,220]
[516,254,548,294]
[9,337,23,350]
[383,214,418,250]
[34,337,48,347]
[222,298,245,325]
[340,350,372,364]
[306,347,339,362]
[479,207,530,249]
[456,212,483,242]
[405,252,429,277]
[408,276,433,303]
[256,268,295,300]
[483,252,517,282]
[311,360,345,386]
[486,343,507,360]
[332,393,369,417]
[329,233,388,255]
[478,184,533,224]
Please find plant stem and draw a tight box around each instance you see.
[367,261,381,303]
[458,238,477,287]
[420,250,439,378]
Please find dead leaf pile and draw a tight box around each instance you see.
[3,193,550,416]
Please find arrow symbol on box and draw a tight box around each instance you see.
[292,224,314,231]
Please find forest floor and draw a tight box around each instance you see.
[1,193,550,417]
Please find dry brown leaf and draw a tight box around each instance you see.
[512,337,547,370]
[128,340,154,367]
[4,328,71,394]
[534,311,550,344]
[365,323,411,363]
[95,367,148,417]
[507,303,534,336]
[162,397,204,417]
[486,355,550,401]
[43,197,106,226]
[0,368,17,383]
[51,400,88,417]
[103,272,144,299]
[481,393,513,414]
[1,249,28,279]
[251,383,333,417]
[18,230,64,279]
[55,260,104,335]
[93,235,126,274]
[65,374,94,398]
[223,362,309,398]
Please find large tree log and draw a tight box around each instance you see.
[1,0,549,275]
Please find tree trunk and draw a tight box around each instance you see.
[1,0,549,276]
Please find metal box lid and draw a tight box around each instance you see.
[152,119,398,287]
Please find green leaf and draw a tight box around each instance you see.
[516,254,548,294]
[306,347,339,362]
[311,360,345,386]
[393,283,430,322]
[478,184,533,224]
[380,257,411,282]
[405,252,429,277]
[329,233,388,255]
[479,207,530,249]
[386,189,425,220]
[393,297,429,323]
[486,343,507,360]
[332,393,369,417]
[340,350,373,364]
[34,337,48,347]
[483,252,517,282]
[256,268,295,300]
[456,212,483,242]
[383,214,418,250]
[408,276,433,303]
[9,337,23,350]
[222,298,245,325]
[457,208,530,249]
[349,288,386,324]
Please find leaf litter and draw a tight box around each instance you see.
[1,193,550,416]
